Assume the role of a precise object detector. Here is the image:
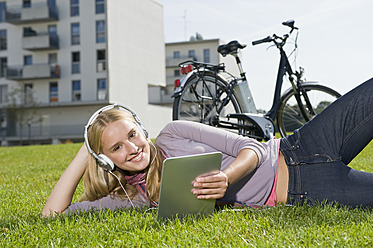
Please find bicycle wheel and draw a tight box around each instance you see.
[173,72,242,131]
[277,83,341,137]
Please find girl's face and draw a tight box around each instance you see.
[100,119,150,174]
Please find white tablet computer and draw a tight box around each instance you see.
[156,151,222,221]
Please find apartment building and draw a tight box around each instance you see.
[0,0,171,146]
[149,38,241,105]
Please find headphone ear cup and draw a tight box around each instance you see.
[97,154,115,171]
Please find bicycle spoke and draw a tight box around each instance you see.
[173,73,242,128]
[277,84,340,137]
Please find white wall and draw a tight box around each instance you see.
[107,0,171,138]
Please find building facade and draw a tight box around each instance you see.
[0,0,171,146]
[149,38,241,105]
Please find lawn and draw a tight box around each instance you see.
[1,141,372,247]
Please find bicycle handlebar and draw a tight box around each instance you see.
[252,20,298,48]
[252,36,273,46]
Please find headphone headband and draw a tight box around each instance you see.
[84,103,148,171]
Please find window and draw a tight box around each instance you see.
[24,83,33,105]
[96,49,106,72]
[48,25,57,36]
[71,52,80,74]
[96,20,106,43]
[203,49,210,63]
[24,55,32,65]
[23,0,31,8]
[48,25,58,47]
[70,0,79,16]
[71,23,80,45]
[48,0,57,9]
[0,30,6,50]
[188,50,195,59]
[49,82,58,102]
[96,0,105,14]
[97,78,107,100]
[0,110,6,129]
[0,2,6,23]
[23,27,36,37]
[0,84,7,104]
[0,57,6,77]
[72,80,81,101]
[174,69,180,77]
[173,51,180,59]
[48,53,57,64]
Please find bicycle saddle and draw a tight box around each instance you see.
[217,40,247,57]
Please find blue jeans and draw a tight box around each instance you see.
[280,78,373,208]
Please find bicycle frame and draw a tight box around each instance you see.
[221,40,303,122]
[251,20,315,123]
[264,45,317,123]
[265,47,295,121]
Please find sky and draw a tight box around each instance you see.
[156,0,373,110]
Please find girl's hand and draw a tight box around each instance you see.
[191,171,229,199]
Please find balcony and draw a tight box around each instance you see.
[23,32,59,50]
[5,3,58,24]
[6,64,60,81]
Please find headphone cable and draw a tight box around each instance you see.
[108,170,135,208]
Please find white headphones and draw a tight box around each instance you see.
[84,103,149,171]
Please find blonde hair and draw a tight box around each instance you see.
[79,108,164,203]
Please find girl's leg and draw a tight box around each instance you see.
[282,77,373,165]
[281,78,373,207]
[287,161,373,208]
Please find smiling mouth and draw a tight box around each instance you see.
[129,150,143,162]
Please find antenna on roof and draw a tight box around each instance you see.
[183,9,187,41]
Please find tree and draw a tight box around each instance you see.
[189,32,203,41]
[6,86,43,145]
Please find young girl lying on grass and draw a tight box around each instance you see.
[42,78,373,217]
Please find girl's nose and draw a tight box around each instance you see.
[126,141,138,154]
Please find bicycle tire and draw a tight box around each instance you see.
[173,71,242,132]
[277,83,341,137]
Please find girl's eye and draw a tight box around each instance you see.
[113,145,121,152]
[129,131,137,139]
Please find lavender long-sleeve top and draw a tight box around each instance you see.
[155,121,279,205]
[66,121,279,214]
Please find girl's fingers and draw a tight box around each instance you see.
[191,187,226,199]
[194,171,228,185]
[191,171,230,199]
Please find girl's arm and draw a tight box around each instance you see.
[156,120,267,161]
[157,121,264,200]
[191,148,259,199]
[41,144,88,217]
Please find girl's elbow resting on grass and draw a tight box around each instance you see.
[41,208,66,218]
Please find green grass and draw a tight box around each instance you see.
[1,141,373,247]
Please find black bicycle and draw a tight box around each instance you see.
[172,20,341,140]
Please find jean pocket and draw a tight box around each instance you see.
[280,130,302,152]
